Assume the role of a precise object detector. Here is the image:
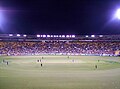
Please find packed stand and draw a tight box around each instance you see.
[0,41,120,56]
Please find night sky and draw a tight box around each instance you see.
[0,0,120,35]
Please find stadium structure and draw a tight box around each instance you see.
[0,34,120,56]
[0,34,120,89]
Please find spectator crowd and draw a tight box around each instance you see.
[0,41,120,56]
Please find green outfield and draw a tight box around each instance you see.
[0,55,120,89]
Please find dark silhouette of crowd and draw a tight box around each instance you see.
[0,41,120,56]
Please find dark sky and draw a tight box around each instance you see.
[0,0,120,35]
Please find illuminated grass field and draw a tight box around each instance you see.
[0,55,120,89]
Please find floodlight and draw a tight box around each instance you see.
[0,9,4,28]
[51,35,53,37]
[23,34,27,37]
[43,35,46,37]
[72,35,75,38]
[17,34,20,37]
[59,35,62,37]
[116,8,120,19]
[47,35,50,37]
[99,35,103,37]
[54,35,58,37]
[62,35,65,37]
[0,11,1,18]
[91,35,95,37]
[85,35,89,37]
[37,35,40,37]
[66,35,70,38]
[9,34,13,36]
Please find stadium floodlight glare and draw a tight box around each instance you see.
[56,35,58,37]
[116,8,120,19]
[72,35,75,38]
[54,35,58,37]
[99,35,103,37]
[66,35,70,38]
[50,35,53,37]
[17,34,20,37]
[37,35,40,37]
[59,35,62,37]
[47,35,50,37]
[0,9,3,26]
[91,35,95,37]
[85,35,89,37]
[62,35,65,37]
[0,10,2,26]
[23,35,27,37]
[9,34,13,36]
[43,35,46,37]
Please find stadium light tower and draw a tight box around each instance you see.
[115,8,120,19]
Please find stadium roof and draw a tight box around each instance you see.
[0,34,120,41]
